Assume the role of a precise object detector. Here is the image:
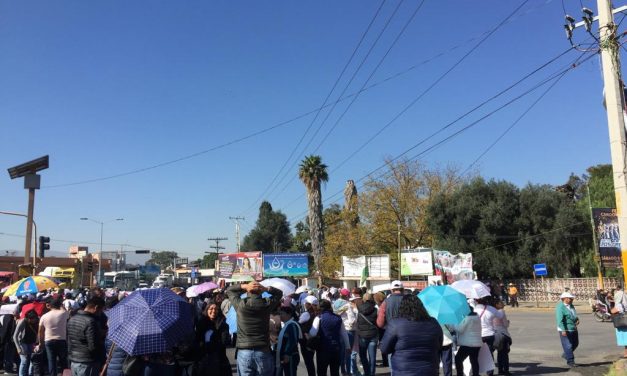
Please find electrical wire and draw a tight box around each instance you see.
[239,0,389,215]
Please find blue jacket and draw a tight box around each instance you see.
[380,317,443,376]
[104,338,128,376]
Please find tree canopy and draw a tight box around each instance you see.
[146,251,178,269]
[242,201,293,252]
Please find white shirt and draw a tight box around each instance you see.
[474,304,504,337]
[309,316,350,350]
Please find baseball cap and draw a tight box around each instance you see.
[391,280,404,289]
[340,288,350,297]
[304,295,319,305]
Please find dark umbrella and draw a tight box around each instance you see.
[106,288,193,356]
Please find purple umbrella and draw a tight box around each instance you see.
[189,281,218,295]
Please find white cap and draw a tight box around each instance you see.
[391,280,404,289]
[304,295,319,305]
[560,292,575,299]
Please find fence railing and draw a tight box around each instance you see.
[502,277,621,302]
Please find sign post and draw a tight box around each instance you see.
[534,264,548,308]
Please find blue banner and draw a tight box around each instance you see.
[263,253,309,277]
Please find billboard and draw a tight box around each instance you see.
[592,208,622,268]
[262,253,309,277]
[400,248,434,276]
[342,255,390,278]
[434,250,473,284]
[216,252,262,281]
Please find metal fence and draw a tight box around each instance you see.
[504,277,621,302]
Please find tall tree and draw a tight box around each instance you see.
[298,155,328,273]
[242,201,293,252]
[292,220,312,253]
[146,251,178,269]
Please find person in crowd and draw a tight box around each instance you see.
[373,292,388,369]
[196,301,231,376]
[277,306,301,376]
[39,295,69,376]
[298,295,319,376]
[376,280,404,371]
[499,283,509,305]
[556,291,579,368]
[507,284,518,308]
[615,285,627,313]
[453,306,482,376]
[474,297,505,376]
[440,324,454,376]
[226,281,283,376]
[308,300,350,376]
[379,295,442,376]
[493,300,512,376]
[356,293,378,376]
[103,298,128,376]
[13,310,40,376]
[0,305,18,375]
[333,288,356,376]
[67,296,106,376]
[269,310,282,354]
[63,294,76,314]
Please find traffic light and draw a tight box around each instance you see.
[86,261,94,272]
[135,250,150,254]
[38,236,50,258]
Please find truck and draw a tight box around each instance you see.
[39,267,78,289]
[103,271,139,290]
[152,274,174,288]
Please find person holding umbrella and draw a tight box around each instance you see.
[226,281,283,376]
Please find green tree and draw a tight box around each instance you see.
[298,155,328,274]
[242,201,293,252]
[195,252,219,269]
[146,251,178,269]
[292,220,312,253]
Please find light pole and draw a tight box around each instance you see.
[80,217,123,285]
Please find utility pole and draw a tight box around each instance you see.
[587,185,605,289]
[229,216,245,252]
[207,237,228,255]
[397,222,402,280]
[597,0,627,286]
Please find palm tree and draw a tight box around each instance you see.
[298,155,328,273]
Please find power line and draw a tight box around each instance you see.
[239,0,389,215]
[268,0,532,205]
[259,0,412,209]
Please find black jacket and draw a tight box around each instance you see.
[67,310,103,363]
[226,284,283,349]
[196,316,231,376]
[356,301,378,340]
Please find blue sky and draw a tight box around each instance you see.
[0,0,617,263]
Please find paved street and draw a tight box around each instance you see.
[227,305,623,375]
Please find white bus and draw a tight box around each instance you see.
[103,271,139,290]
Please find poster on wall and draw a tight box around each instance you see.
[342,256,366,277]
[400,248,434,276]
[592,208,622,268]
[216,252,262,280]
[367,255,390,278]
[262,253,309,277]
[433,250,474,284]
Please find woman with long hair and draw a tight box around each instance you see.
[380,295,443,376]
[196,301,232,376]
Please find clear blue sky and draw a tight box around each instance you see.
[0,0,616,263]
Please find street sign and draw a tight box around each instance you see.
[534,263,548,276]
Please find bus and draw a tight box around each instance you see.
[103,271,139,290]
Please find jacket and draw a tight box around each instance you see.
[226,284,283,349]
[67,310,103,363]
[356,301,378,339]
[379,317,443,376]
[376,293,403,328]
[453,313,482,347]
[555,301,578,332]
[105,338,128,376]
[474,304,504,337]
[196,315,231,376]
[13,318,38,349]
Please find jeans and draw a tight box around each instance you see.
[455,346,480,376]
[358,337,377,376]
[559,331,579,365]
[316,348,340,376]
[300,343,316,376]
[440,344,453,376]
[497,335,512,373]
[70,361,101,376]
[18,344,34,376]
[340,331,358,375]
[45,340,67,375]
[236,349,274,376]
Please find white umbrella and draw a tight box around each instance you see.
[295,285,309,294]
[261,278,296,297]
[185,288,199,298]
[451,280,491,299]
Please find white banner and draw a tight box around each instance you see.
[400,248,433,276]
[342,256,366,277]
[367,255,390,278]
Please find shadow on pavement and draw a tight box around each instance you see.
[510,362,570,375]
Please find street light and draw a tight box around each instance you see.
[80,217,123,285]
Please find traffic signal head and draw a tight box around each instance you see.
[38,236,50,258]
[86,261,93,272]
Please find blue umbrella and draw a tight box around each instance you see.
[418,285,470,325]
[107,288,194,356]
[226,306,237,335]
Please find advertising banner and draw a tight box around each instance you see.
[434,250,474,284]
[592,208,622,268]
[216,252,262,281]
[400,248,434,276]
[262,253,309,277]
[367,255,390,278]
[342,256,366,277]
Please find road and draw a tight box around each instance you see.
[226,306,622,375]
